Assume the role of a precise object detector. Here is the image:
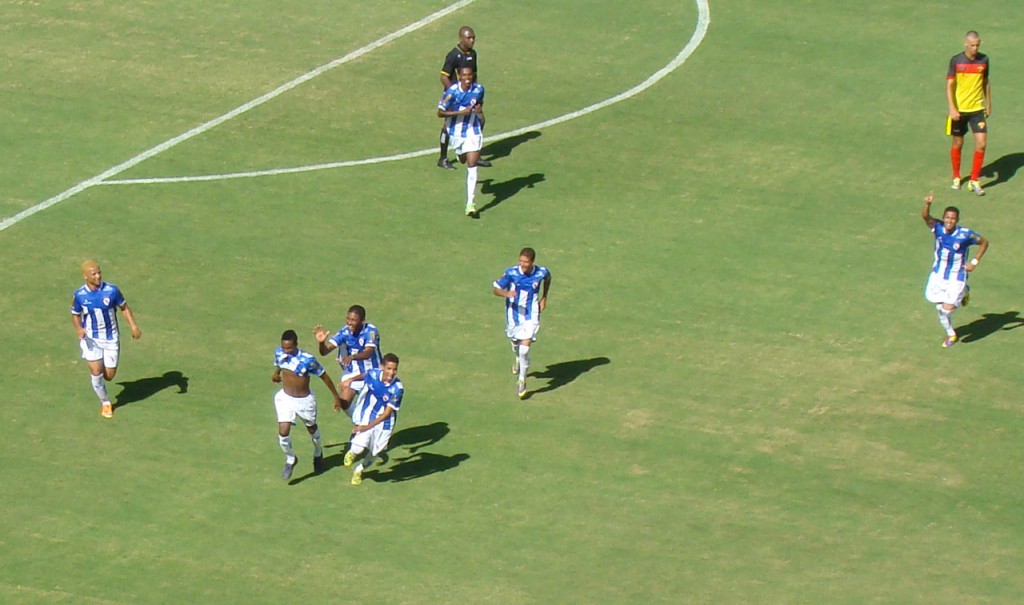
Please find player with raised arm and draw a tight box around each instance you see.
[921,192,988,347]
[313,305,381,416]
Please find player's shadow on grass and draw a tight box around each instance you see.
[305,422,456,484]
[389,421,450,453]
[114,370,189,408]
[477,173,546,215]
[957,311,1024,344]
[526,356,611,398]
[481,131,541,161]
[369,451,470,483]
[982,152,1024,189]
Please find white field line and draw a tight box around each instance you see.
[104,0,711,185]
[0,0,476,232]
[2,0,711,229]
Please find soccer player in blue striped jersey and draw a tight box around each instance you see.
[344,353,404,486]
[921,192,989,347]
[70,260,142,419]
[438,66,486,217]
[493,247,552,398]
[314,305,381,415]
[273,329,343,480]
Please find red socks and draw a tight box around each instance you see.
[951,147,962,179]
[971,150,985,181]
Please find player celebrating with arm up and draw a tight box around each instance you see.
[921,192,988,347]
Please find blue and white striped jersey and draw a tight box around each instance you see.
[328,323,382,375]
[494,265,550,324]
[359,368,404,431]
[438,82,485,137]
[931,223,982,282]
[274,347,325,378]
[71,282,125,341]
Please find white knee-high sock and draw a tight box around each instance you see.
[90,373,109,402]
[279,435,296,461]
[310,428,323,457]
[937,307,955,335]
[466,166,478,205]
[518,345,530,382]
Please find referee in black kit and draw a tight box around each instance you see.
[437,25,492,170]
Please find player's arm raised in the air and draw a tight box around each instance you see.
[921,192,937,228]
[313,325,336,355]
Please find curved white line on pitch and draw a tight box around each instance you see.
[102,0,712,186]
[0,0,476,232]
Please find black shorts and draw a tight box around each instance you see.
[947,111,987,136]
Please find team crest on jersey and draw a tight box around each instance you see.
[383,394,391,402]
[103,297,111,306]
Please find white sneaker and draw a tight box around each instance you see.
[950,177,961,190]
[968,180,985,196]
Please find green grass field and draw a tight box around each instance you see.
[2,1,1023,603]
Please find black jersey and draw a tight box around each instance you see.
[440,46,478,81]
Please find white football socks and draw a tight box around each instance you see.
[518,345,530,382]
[310,427,323,458]
[278,435,296,462]
[90,373,108,402]
[936,305,955,335]
[466,166,478,206]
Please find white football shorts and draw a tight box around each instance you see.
[350,423,393,457]
[80,336,119,367]
[924,273,968,307]
[274,390,318,427]
[451,133,483,156]
[506,318,540,343]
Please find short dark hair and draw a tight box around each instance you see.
[519,247,536,261]
[943,206,960,218]
[281,329,298,343]
[348,305,366,320]
[382,352,400,365]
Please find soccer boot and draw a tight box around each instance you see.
[282,457,297,480]
[343,451,357,467]
[100,401,113,419]
[942,334,958,348]
[517,380,527,399]
[313,454,325,474]
[476,159,493,167]
[437,158,456,170]
[351,469,363,486]
[950,177,962,190]
[465,203,478,218]
[968,180,985,196]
